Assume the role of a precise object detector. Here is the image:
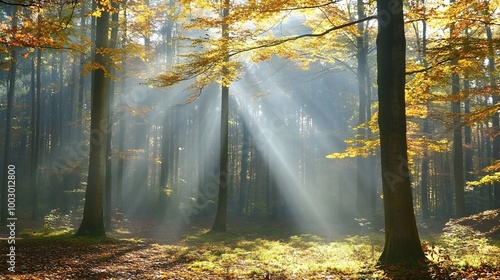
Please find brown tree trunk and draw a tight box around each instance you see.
[486,25,500,208]
[238,119,249,216]
[1,7,17,223]
[104,0,120,230]
[376,0,426,265]
[355,0,369,218]
[211,0,230,232]
[450,7,466,216]
[76,1,110,237]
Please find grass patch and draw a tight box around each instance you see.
[10,214,500,279]
[422,223,500,270]
[173,222,499,279]
[180,229,385,278]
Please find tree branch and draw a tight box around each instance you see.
[229,15,377,57]
[278,1,340,12]
[0,0,77,8]
[404,55,485,75]
[405,58,452,75]
[0,0,36,6]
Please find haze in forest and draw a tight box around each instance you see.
[0,0,499,274]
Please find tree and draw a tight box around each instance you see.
[104,0,120,230]
[449,0,466,218]
[355,0,370,218]
[1,6,18,223]
[486,23,500,208]
[31,47,42,219]
[211,0,230,232]
[376,0,426,265]
[76,0,111,237]
[148,2,428,261]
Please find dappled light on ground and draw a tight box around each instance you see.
[1,210,499,279]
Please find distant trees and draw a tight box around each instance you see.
[338,0,500,219]
[1,6,18,223]
[0,0,498,264]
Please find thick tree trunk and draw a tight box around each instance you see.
[76,2,110,237]
[376,0,426,265]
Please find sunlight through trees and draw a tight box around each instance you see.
[0,0,499,276]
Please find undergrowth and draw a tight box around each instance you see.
[8,215,500,279]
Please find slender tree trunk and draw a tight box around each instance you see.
[365,55,377,213]
[30,57,37,218]
[77,0,87,144]
[159,3,173,220]
[451,54,466,217]
[238,120,249,216]
[421,118,430,219]
[31,48,42,219]
[463,79,473,182]
[158,107,170,220]
[446,0,466,217]
[376,0,426,265]
[104,0,120,230]
[211,0,230,232]
[115,0,127,214]
[1,7,17,222]
[355,0,370,218]
[419,9,430,219]
[486,25,500,208]
[76,1,110,237]
[116,111,125,214]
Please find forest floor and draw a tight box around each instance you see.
[0,210,499,280]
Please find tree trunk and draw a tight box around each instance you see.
[115,0,127,214]
[211,0,230,232]
[1,7,17,222]
[31,48,42,219]
[238,120,249,216]
[76,2,110,237]
[418,5,430,219]
[159,3,173,220]
[376,0,426,265]
[212,82,229,232]
[451,56,465,217]
[486,25,500,208]
[356,0,369,218]
[463,79,473,182]
[421,117,430,219]
[104,0,120,230]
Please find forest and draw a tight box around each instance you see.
[0,0,499,279]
